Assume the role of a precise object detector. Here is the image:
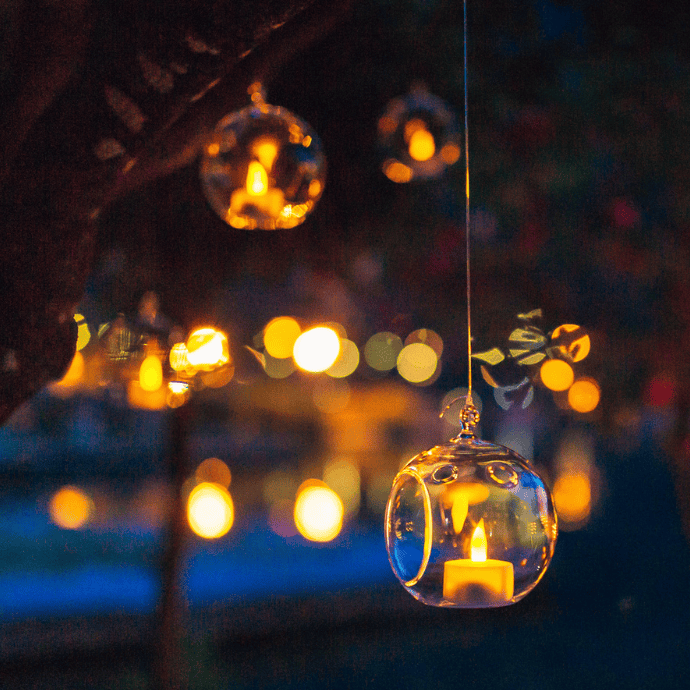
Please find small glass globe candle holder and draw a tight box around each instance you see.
[200,84,326,230]
[378,83,460,183]
[385,403,557,608]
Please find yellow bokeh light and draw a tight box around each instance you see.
[553,473,592,524]
[364,332,403,371]
[293,327,341,373]
[247,161,268,196]
[294,482,344,542]
[195,458,231,488]
[264,317,302,359]
[568,378,601,413]
[50,486,93,530]
[54,351,84,388]
[408,129,436,161]
[308,179,322,197]
[326,338,360,378]
[139,354,163,392]
[207,142,220,157]
[187,482,234,539]
[323,458,360,514]
[440,143,461,164]
[405,328,444,357]
[186,328,230,371]
[397,342,438,383]
[74,314,91,351]
[383,160,413,183]
[540,359,574,391]
[552,324,591,362]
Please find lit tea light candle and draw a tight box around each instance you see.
[443,519,514,605]
[229,160,285,219]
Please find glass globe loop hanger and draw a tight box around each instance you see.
[384,0,557,609]
[200,82,326,230]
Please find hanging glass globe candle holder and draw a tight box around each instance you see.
[200,83,326,230]
[378,83,461,183]
[385,400,557,608]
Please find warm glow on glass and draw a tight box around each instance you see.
[408,128,436,161]
[294,482,344,542]
[169,343,189,371]
[139,355,163,392]
[247,161,268,196]
[552,324,590,362]
[54,351,84,388]
[540,359,574,391]
[553,473,592,524]
[293,327,341,373]
[397,342,438,383]
[326,338,360,378]
[252,138,279,170]
[264,317,302,359]
[50,486,93,530]
[195,457,231,488]
[186,328,230,370]
[187,482,234,539]
[470,519,488,562]
[568,378,601,413]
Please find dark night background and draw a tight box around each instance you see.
[3,0,690,688]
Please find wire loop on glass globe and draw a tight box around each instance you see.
[385,402,557,608]
[378,83,461,183]
[200,83,326,230]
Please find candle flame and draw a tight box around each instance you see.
[470,519,487,562]
[247,161,268,196]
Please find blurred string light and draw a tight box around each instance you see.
[294,480,344,542]
[568,378,601,413]
[187,481,234,539]
[364,332,403,371]
[551,430,598,530]
[326,339,360,378]
[49,486,94,530]
[378,82,460,182]
[200,83,326,230]
[293,326,341,373]
[263,316,301,359]
[397,342,438,384]
[323,457,361,514]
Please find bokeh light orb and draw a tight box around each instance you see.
[187,482,234,539]
[50,486,93,530]
[540,358,574,391]
[293,327,340,372]
[264,317,302,359]
[294,481,344,542]
[186,327,230,371]
[378,84,460,182]
[385,437,557,608]
[200,93,326,230]
[568,378,601,413]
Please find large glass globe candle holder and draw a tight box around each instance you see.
[385,405,557,608]
[200,85,326,230]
